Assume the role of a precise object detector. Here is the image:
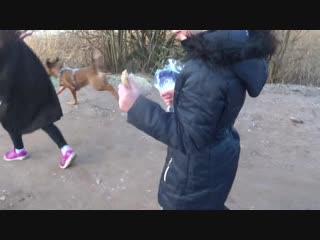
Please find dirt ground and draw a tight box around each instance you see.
[0,79,319,210]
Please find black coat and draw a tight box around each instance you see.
[128,30,273,210]
[0,31,63,135]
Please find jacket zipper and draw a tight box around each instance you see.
[164,158,173,182]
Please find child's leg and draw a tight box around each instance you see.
[42,124,67,149]
[3,132,29,161]
[8,132,24,149]
[42,123,76,169]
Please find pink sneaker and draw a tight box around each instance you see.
[60,149,76,169]
[4,148,29,161]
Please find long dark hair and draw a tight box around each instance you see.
[0,30,20,48]
[0,30,20,39]
[248,30,278,58]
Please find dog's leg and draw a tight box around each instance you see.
[68,90,78,105]
[107,85,120,101]
[89,74,119,101]
[94,84,119,101]
[60,80,77,105]
[56,86,66,95]
[104,84,119,101]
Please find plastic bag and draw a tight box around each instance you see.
[154,59,183,112]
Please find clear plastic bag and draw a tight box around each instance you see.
[154,59,183,112]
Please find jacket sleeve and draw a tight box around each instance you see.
[127,71,225,155]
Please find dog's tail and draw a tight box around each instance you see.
[92,49,105,73]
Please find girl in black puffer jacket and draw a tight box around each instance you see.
[0,30,76,169]
[118,30,277,210]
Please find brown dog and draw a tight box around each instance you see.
[45,51,119,105]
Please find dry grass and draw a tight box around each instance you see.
[25,30,320,87]
[272,30,320,86]
[26,30,182,74]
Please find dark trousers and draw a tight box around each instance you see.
[8,123,67,149]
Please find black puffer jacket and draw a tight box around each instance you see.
[128,30,273,210]
[0,31,63,135]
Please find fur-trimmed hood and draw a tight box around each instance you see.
[181,30,274,97]
[181,30,274,65]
